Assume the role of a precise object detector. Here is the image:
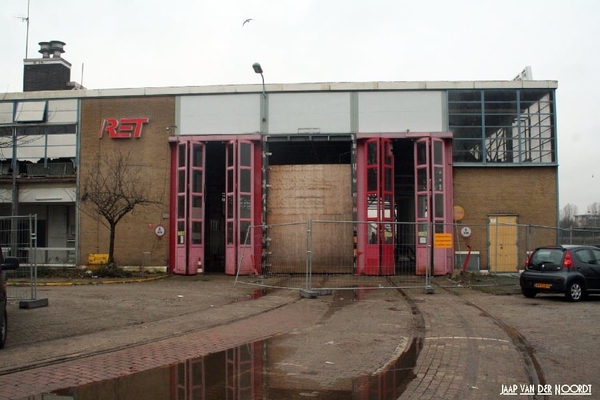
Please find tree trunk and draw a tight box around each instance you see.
[108,222,116,264]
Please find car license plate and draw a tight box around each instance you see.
[534,283,551,289]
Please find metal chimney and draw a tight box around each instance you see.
[38,41,51,58]
[49,40,65,58]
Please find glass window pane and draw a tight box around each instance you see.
[240,169,251,193]
[240,195,251,219]
[192,221,202,244]
[384,167,392,191]
[384,195,392,219]
[448,90,481,102]
[192,170,202,193]
[240,221,250,243]
[417,194,428,218]
[418,223,428,244]
[178,170,186,193]
[384,142,392,165]
[434,141,443,165]
[227,144,234,167]
[369,223,378,244]
[177,221,185,244]
[227,169,233,193]
[227,221,233,244]
[192,144,203,167]
[434,167,443,191]
[449,114,482,126]
[178,196,185,219]
[384,223,392,243]
[416,141,427,165]
[227,195,234,218]
[367,167,377,192]
[435,223,445,233]
[453,138,482,162]
[367,141,377,165]
[367,194,377,219]
[178,144,186,167]
[241,142,251,166]
[192,196,202,219]
[435,194,444,218]
[417,168,427,192]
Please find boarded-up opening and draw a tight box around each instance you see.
[268,164,353,273]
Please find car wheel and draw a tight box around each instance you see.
[521,288,537,298]
[0,308,6,349]
[565,281,584,302]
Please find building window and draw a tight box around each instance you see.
[449,89,555,165]
[0,124,77,177]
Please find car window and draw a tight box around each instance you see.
[575,249,593,264]
[530,249,563,270]
[590,249,600,265]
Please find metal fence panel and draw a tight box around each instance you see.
[237,222,311,290]
[1,215,38,301]
[236,220,600,292]
[236,221,429,291]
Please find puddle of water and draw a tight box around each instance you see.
[27,337,418,400]
[233,288,269,302]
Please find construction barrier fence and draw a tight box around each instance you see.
[1,215,38,301]
[235,220,590,292]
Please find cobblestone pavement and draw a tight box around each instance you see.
[0,274,597,399]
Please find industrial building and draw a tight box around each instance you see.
[0,42,558,275]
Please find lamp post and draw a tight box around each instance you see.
[252,62,265,98]
[253,62,270,281]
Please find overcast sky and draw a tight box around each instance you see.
[2,0,599,214]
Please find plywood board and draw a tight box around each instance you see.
[267,165,354,273]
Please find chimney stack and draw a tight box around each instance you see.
[23,40,72,92]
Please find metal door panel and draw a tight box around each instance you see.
[173,140,205,275]
[358,138,394,275]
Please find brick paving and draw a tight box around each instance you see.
[400,289,528,399]
[0,300,325,399]
[0,274,538,399]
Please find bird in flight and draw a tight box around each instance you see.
[242,18,253,26]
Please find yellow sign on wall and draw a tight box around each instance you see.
[434,233,453,248]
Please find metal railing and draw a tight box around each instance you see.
[1,215,38,301]
[235,220,582,292]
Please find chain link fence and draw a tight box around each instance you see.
[236,220,590,292]
[1,215,38,301]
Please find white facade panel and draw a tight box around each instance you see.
[0,103,14,124]
[19,185,76,203]
[47,99,78,123]
[269,92,351,134]
[15,101,46,122]
[358,91,444,133]
[178,94,260,135]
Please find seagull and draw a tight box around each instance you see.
[242,18,253,27]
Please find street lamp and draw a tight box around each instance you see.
[252,62,265,97]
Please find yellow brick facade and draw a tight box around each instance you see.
[453,167,558,270]
[78,97,174,267]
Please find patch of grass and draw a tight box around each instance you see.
[94,264,133,278]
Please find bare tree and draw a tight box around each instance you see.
[80,149,158,265]
[560,203,578,228]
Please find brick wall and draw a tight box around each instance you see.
[79,97,175,267]
[453,166,558,269]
